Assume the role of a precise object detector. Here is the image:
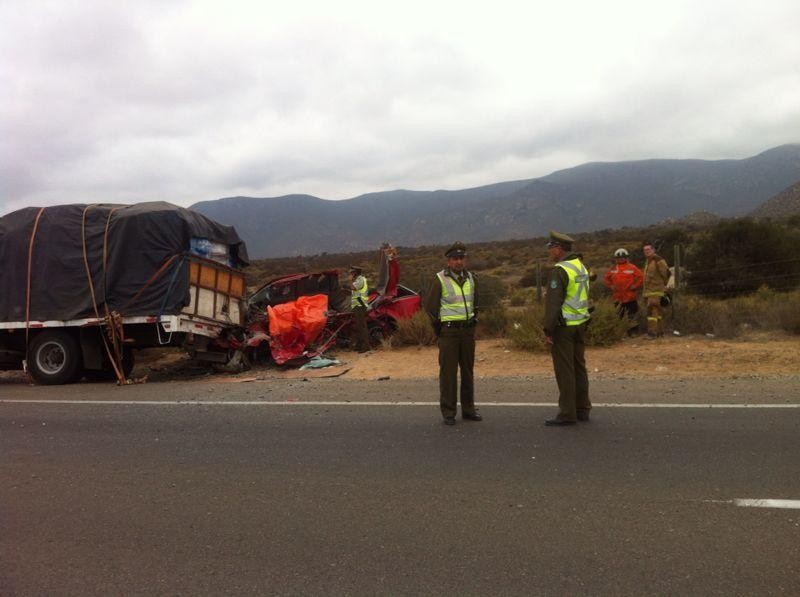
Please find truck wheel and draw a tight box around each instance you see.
[28,331,82,385]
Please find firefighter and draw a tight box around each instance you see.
[642,243,670,338]
[604,248,644,336]
[543,231,592,426]
[424,241,481,426]
[350,265,370,352]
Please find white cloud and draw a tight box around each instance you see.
[2,0,799,213]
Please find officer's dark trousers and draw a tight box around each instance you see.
[352,306,369,351]
[438,326,476,418]
[551,322,591,421]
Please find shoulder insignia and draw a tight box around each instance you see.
[550,279,558,289]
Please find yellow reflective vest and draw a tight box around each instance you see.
[436,270,475,322]
[555,258,590,325]
[351,275,368,308]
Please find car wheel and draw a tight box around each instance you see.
[368,318,396,347]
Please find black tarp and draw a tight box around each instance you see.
[0,202,249,323]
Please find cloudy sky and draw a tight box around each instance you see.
[2,0,799,215]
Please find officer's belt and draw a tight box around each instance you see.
[442,320,475,328]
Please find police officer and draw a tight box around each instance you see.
[543,231,592,426]
[350,265,370,353]
[424,241,482,426]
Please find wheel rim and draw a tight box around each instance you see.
[36,341,67,375]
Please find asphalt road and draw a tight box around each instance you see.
[2,379,800,595]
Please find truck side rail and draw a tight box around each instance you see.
[1,314,232,339]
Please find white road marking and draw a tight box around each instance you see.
[733,499,800,509]
[1,399,800,407]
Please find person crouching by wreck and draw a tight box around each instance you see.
[543,231,592,426]
[350,265,370,353]
[424,241,482,426]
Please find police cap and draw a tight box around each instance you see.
[546,230,575,250]
[349,265,363,273]
[444,241,467,258]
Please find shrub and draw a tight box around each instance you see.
[507,301,628,351]
[476,274,507,309]
[775,294,800,334]
[518,267,541,288]
[468,257,487,270]
[508,304,549,352]
[672,289,800,337]
[585,302,629,346]
[684,219,800,296]
[509,289,530,307]
[390,311,438,346]
[477,305,508,338]
[673,295,737,337]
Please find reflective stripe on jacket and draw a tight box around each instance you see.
[555,258,590,325]
[351,275,369,308]
[437,270,474,322]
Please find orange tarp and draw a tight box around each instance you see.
[267,294,329,364]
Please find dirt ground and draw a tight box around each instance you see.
[299,330,800,380]
[137,330,800,383]
[2,330,797,386]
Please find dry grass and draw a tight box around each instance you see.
[389,311,438,347]
[673,287,800,337]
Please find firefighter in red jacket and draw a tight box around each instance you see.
[603,248,644,336]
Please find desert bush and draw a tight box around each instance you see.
[476,274,507,309]
[509,288,530,306]
[674,295,737,337]
[508,304,549,352]
[468,257,489,270]
[390,311,438,346]
[518,267,541,288]
[477,305,508,338]
[774,292,800,334]
[585,302,630,346]
[684,219,800,296]
[507,301,628,351]
[589,275,612,301]
[673,288,800,337]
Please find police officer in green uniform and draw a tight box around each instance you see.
[424,241,482,426]
[350,265,370,353]
[543,231,592,426]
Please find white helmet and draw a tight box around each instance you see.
[613,248,629,258]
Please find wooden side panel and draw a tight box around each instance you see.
[182,258,246,325]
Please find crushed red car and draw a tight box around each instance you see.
[241,248,420,365]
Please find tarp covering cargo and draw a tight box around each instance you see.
[0,202,249,323]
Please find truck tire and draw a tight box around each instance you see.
[28,330,82,385]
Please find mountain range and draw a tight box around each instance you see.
[191,144,800,258]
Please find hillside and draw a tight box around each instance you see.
[750,180,800,219]
[192,144,800,258]
[243,219,711,295]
